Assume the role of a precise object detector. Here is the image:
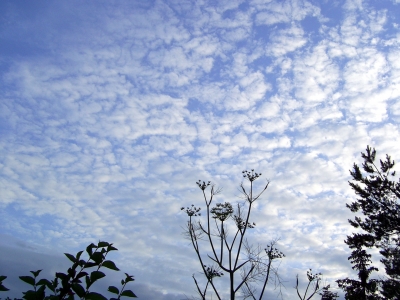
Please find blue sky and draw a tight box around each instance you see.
[1,0,400,298]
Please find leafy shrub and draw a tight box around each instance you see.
[0,241,137,300]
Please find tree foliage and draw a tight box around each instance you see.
[0,241,137,300]
[337,146,400,299]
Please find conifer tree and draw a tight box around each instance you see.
[337,146,400,299]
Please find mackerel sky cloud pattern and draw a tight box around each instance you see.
[1,0,400,298]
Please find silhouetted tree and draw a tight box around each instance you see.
[337,146,400,299]
[336,240,380,299]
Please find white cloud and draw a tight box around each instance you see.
[255,0,320,25]
[343,48,388,93]
[266,25,307,57]
[293,43,340,103]
[367,9,387,34]
[343,0,364,11]
[255,100,281,118]
[221,27,250,42]
[1,0,400,299]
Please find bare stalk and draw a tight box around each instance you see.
[182,171,282,300]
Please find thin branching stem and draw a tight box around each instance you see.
[259,258,272,299]
[183,172,280,300]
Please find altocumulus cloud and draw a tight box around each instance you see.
[1,0,400,298]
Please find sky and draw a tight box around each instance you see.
[0,0,400,298]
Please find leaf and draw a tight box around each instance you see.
[85,292,107,300]
[0,275,7,281]
[121,290,137,298]
[38,278,55,292]
[84,262,98,268]
[65,253,77,263]
[90,271,105,283]
[51,277,59,290]
[97,241,109,248]
[86,243,96,256]
[76,250,84,260]
[85,275,91,289]
[22,290,37,300]
[37,278,52,286]
[0,284,9,291]
[76,271,89,279]
[37,284,46,295]
[79,259,87,267]
[91,252,104,264]
[124,273,135,283]
[55,272,68,281]
[108,285,119,294]
[72,278,82,284]
[30,270,42,277]
[69,261,77,271]
[19,276,35,286]
[72,283,86,297]
[102,260,120,271]
[67,267,76,277]
[107,245,118,251]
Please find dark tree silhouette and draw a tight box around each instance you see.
[337,146,400,299]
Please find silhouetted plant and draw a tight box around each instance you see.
[296,269,338,300]
[319,286,339,300]
[337,146,400,299]
[182,170,286,299]
[0,241,137,300]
